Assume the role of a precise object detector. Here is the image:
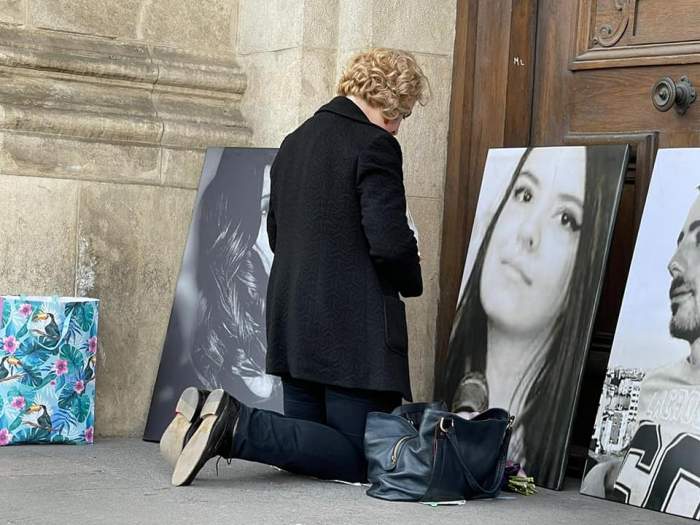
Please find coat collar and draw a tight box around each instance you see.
[316,96,385,131]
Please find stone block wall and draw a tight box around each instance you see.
[0,3,247,436]
[1,1,456,436]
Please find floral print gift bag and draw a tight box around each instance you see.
[0,296,99,445]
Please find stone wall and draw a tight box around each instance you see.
[0,1,456,436]
[0,2,247,436]
[237,0,457,402]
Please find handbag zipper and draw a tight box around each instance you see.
[390,435,412,465]
[432,421,440,459]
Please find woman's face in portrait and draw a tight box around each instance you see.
[253,164,273,275]
[480,147,586,336]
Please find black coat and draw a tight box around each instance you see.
[265,96,422,400]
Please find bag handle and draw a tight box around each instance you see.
[441,416,513,497]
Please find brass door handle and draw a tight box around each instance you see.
[652,76,696,115]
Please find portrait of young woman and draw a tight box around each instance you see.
[436,145,629,490]
[144,148,283,443]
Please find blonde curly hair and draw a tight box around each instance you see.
[336,48,430,120]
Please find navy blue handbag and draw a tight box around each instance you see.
[364,402,513,502]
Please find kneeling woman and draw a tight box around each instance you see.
[161,48,428,486]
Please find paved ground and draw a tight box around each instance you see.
[0,438,689,524]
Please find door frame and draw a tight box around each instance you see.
[434,0,539,390]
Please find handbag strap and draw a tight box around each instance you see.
[442,416,513,497]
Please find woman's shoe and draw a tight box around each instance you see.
[160,386,210,466]
[171,389,240,487]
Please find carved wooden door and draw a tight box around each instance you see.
[532,0,700,473]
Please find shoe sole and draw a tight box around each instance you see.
[171,389,227,487]
[160,387,201,467]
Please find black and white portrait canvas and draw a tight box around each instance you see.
[581,149,700,520]
[436,146,628,490]
[144,148,282,442]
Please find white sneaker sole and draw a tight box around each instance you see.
[171,389,226,487]
[160,387,201,467]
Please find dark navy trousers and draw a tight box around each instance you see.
[228,377,401,482]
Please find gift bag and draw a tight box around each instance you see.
[0,296,99,445]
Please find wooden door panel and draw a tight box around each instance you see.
[571,66,700,138]
[632,1,700,45]
[586,0,700,47]
[573,0,700,69]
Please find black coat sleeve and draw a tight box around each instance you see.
[267,205,276,254]
[357,133,423,297]
[267,156,278,254]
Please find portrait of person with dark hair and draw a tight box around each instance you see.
[581,149,700,521]
[437,146,628,490]
[190,151,279,405]
[144,148,282,442]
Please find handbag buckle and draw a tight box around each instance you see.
[439,417,453,433]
